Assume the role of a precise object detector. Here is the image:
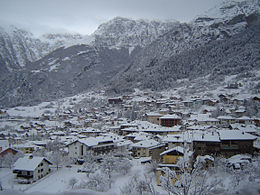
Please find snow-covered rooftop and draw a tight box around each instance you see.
[218,130,256,140]
[160,114,181,119]
[193,131,220,142]
[13,156,52,171]
[160,146,185,156]
[131,139,159,148]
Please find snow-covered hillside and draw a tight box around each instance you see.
[108,0,260,94]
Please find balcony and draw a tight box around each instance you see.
[16,174,33,179]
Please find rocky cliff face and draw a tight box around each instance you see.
[93,17,178,50]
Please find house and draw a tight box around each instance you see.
[202,99,218,106]
[23,145,36,154]
[108,97,123,104]
[67,136,117,159]
[124,132,151,143]
[217,116,236,125]
[0,147,19,157]
[13,155,52,183]
[159,114,181,127]
[119,123,139,135]
[218,130,256,157]
[188,114,219,126]
[236,116,253,125]
[254,118,260,127]
[142,126,181,135]
[192,131,221,158]
[182,100,193,107]
[79,128,105,137]
[160,146,188,164]
[143,112,163,125]
[131,139,159,158]
[157,146,193,185]
[232,98,244,105]
[218,94,230,104]
[196,155,214,169]
[162,132,193,150]
[120,128,139,136]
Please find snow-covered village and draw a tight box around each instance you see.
[0,0,260,194]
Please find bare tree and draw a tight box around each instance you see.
[48,150,64,170]
[121,173,161,195]
[87,171,110,192]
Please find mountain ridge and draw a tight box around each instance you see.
[0,0,259,108]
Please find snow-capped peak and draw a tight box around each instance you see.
[93,17,179,49]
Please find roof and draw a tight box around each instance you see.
[218,130,256,140]
[145,112,163,117]
[160,114,181,120]
[160,146,185,156]
[70,136,115,147]
[193,131,220,142]
[217,116,235,120]
[189,114,219,122]
[131,139,159,148]
[13,156,52,171]
[162,132,193,143]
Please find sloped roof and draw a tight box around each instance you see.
[160,146,185,156]
[13,156,52,171]
[131,139,159,148]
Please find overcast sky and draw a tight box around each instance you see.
[0,0,220,36]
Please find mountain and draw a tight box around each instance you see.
[107,0,260,93]
[0,0,259,108]
[0,44,131,107]
[0,26,50,71]
[93,17,178,51]
[0,18,179,108]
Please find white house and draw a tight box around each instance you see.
[13,155,52,183]
[67,136,117,159]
